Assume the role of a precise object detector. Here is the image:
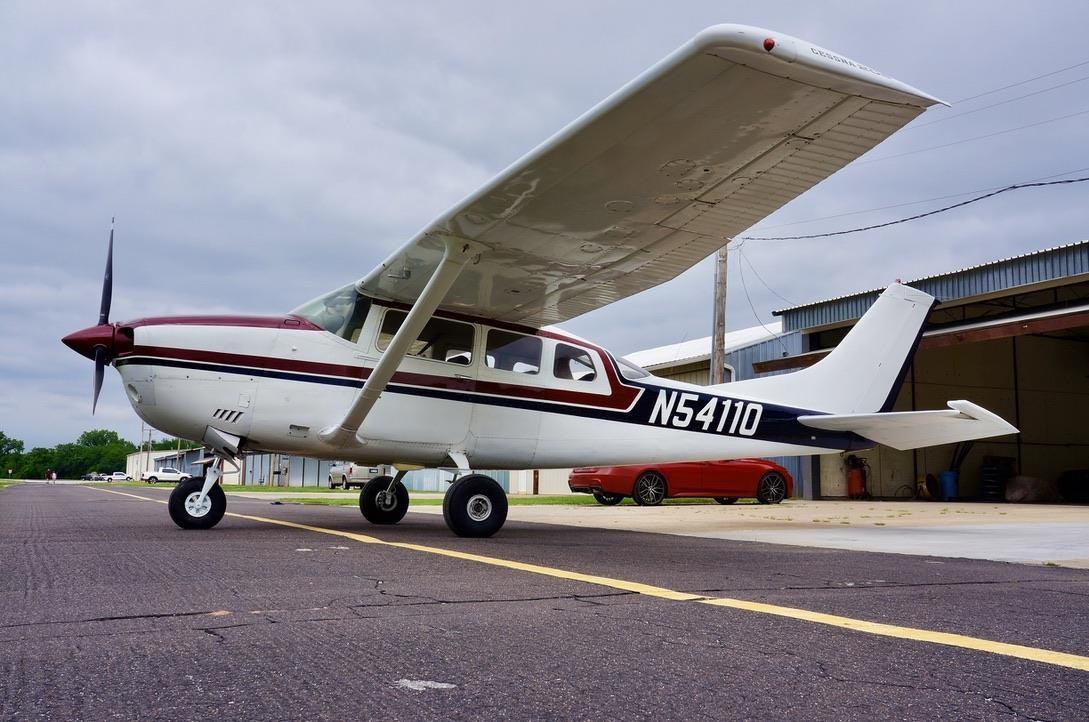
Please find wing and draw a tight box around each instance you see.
[359,24,942,327]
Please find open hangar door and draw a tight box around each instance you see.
[798,278,1089,500]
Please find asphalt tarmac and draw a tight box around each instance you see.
[2,483,1087,721]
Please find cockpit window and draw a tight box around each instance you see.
[554,343,597,382]
[292,284,372,342]
[617,357,650,380]
[376,310,475,365]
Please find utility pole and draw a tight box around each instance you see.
[710,245,729,385]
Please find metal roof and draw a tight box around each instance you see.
[773,240,1089,332]
[626,321,782,370]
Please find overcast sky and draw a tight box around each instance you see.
[2,1,1088,448]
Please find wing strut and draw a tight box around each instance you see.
[319,236,485,449]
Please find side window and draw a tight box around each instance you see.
[485,329,541,375]
[554,343,597,382]
[377,310,475,365]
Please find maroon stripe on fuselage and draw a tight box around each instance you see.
[121,345,642,410]
[118,314,322,331]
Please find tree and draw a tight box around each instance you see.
[0,431,24,477]
[77,429,128,448]
[0,430,24,457]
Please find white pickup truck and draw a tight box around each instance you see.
[141,466,191,484]
[328,462,386,489]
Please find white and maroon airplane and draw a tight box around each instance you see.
[63,25,1017,537]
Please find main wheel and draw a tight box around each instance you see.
[442,474,508,537]
[714,497,738,505]
[592,492,623,506]
[359,475,409,524]
[756,471,788,504]
[632,471,667,506]
[168,477,226,530]
[146,476,158,484]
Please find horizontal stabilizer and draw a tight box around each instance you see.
[798,400,1018,451]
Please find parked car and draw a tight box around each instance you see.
[141,467,191,484]
[328,462,387,489]
[569,459,793,506]
[107,471,133,482]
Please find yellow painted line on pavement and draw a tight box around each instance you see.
[91,486,1089,671]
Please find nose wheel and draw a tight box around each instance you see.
[168,476,227,529]
[442,474,508,537]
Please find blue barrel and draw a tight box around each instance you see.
[939,470,958,500]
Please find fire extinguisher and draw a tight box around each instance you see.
[846,455,870,499]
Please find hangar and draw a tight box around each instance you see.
[634,241,1089,501]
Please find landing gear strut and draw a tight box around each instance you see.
[442,474,508,537]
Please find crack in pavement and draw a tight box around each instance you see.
[813,661,1056,722]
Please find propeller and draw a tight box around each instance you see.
[61,220,123,415]
[92,222,114,413]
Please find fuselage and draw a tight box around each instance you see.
[72,289,867,470]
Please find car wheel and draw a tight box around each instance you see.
[632,471,667,506]
[341,475,349,489]
[359,476,409,524]
[756,471,788,504]
[147,476,158,484]
[714,497,738,505]
[168,477,226,530]
[592,492,624,506]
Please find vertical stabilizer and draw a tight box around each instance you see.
[720,283,934,414]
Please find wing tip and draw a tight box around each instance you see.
[693,24,943,108]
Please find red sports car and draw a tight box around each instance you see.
[568,459,793,506]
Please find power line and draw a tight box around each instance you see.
[952,58,1089,104]
[906,74,1089,130]
[856,107,1089,164]
[737,246,795,306]
[751,165,1089,231]
[735,246,790,356]
[735,176,1089,242]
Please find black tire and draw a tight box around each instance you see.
[442,474,508,537]
[146,476,158,484]
[714,497,738,505]
[756,471,788,504]
[168,477,226,530]
[359,476,409,524]
[632,471,667,506]
[592,492,624,506]
[341,475,349,490]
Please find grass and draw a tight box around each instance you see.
[0,480,20,491]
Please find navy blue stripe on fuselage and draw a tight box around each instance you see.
[115,355,871,451]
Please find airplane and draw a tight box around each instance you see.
[62,25,1017,538]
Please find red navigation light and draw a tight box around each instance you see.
[763,37,776,52]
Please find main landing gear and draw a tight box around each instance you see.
[356,470,509,538]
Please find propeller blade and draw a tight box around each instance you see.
[98,224,114,326]
[93,345,107,414]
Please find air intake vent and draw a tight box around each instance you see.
[213,408,245,424]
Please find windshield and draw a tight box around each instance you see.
[292,283,371,341]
